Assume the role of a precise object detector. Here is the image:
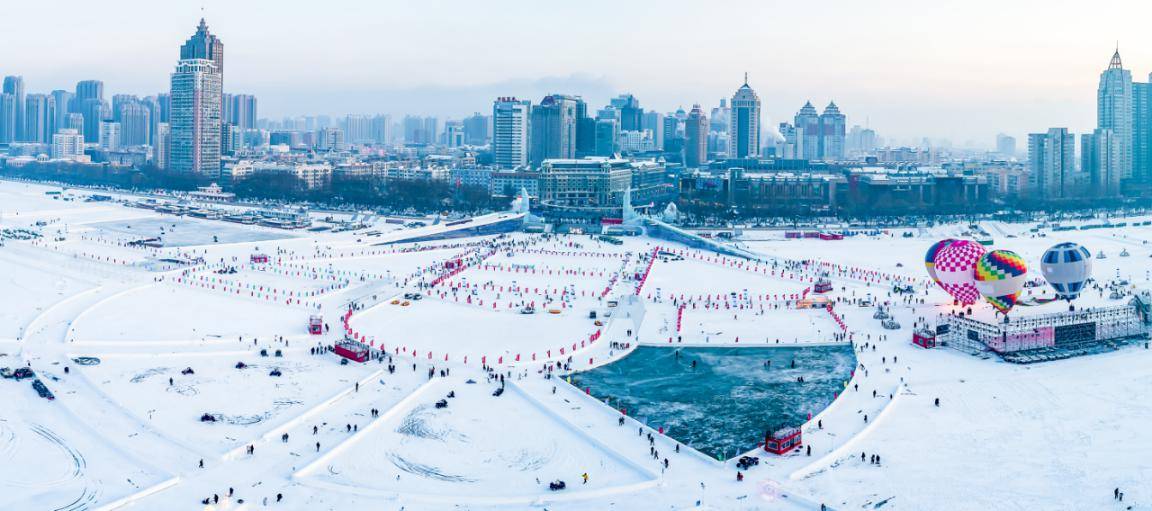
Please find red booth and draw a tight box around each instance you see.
[250,253,269,264]
[334,338,370,363]
[813,276,833,294]
[913,327,937,349]
[308,315,323,335]
[764,427,803,455]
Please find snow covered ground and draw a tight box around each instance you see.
[2,178,1151,510]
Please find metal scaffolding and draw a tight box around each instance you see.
[937,304,1146,357]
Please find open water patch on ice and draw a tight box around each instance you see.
[574,345,855,460]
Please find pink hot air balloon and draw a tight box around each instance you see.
[924,238,957,287]
[932,240,986,305]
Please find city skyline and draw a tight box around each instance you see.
[3,1,1152,147]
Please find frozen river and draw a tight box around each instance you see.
[86,217,293,246]
[575,345,856,460]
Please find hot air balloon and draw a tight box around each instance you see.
[924,239,957,287]
[973,250,1028,315]
[1040,242,1092,302]
[933,240,986,305]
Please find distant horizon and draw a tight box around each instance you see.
[4,0,1152,148]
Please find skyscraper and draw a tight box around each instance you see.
[462,113,489,146]
[610,94,643,132]
[79,98,108,143]
[818,102,846,160]
[684,104,708,168]
[370,114,392,144]
[74,80,104,107]
[170,58,222,175]
[594,107,620,157]
[402,116,437,145]
[728,77,761,159]
[51,90,74,136]
[1132,78,1152,184]
[170,20,224,175]
[228,94,257,131]
[1028,128,1075,200]
[641,111,665,151]
[996,133,1017,158]
[794,102,820,160]
[492,97,531,168]
[1097,49,1133,180]
[99,120,121,151]
[74,80,107,142]
[155,122,171,169]
[117,100,151,146]
[1082,128,1121,197]
[529,94,579,165]
[3,76,25,141]
[0,94,16,143]
[24,93,53,143]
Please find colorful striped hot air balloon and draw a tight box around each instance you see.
[925,239,957,287]
[974,250,1028,315]
[933,240,986,305]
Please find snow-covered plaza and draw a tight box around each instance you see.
[2,179,1151,511]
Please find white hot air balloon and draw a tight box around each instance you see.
[1040,242,1092,302]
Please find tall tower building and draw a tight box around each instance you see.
[529,94,578,165]
[1028,128,1075,200]
[684,104,708,168]
[594,107,620,157]
[728,76,761,159]
[3,76,25,141]
[170,19,223,176]
[794,102,820,160]
[170,58,222,175]
[818,101,846,160]
[0,94,16,143]
[74,80,104,107]
[492,97,531,168]
[1132,77,1152,183]
[24,93,53,143]
[1097,49,1133,180]
[117,100,151,146]
[1082,128,1121,197]
[155,122,171,169]
[51,90,74,136]
[996,133,1017,158]
[610,94,643,132]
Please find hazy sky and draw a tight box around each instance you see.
[4,0,1152,147]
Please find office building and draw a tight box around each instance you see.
[729,77,761,159]
[1027,128,1075,200]
[530,94,579,165]
[1097,49,1133,180]
[492,97,531,168]
[684,104,708,168]
[51,128,85,160]
[3,76,25,141]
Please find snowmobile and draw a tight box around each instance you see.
[736,456,760,470]
[549,480,566,491]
